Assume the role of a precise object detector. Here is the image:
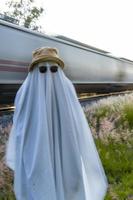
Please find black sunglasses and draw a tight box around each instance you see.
[39,65,58,73]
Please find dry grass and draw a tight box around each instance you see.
[0,92,133,199]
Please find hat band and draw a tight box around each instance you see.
[29,55,64,71]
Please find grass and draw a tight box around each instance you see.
[1,136,133,200]
[84,92,133,199]
[95,138,133,200]
[1,92,133,199]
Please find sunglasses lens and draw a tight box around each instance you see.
[39,66,47,73]
[50,66,58,73]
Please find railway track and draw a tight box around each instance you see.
[1,83,133,105]
[0,90,133,114]
[0,105,15,116]
[79,90,133,107]
[0,90,132,143]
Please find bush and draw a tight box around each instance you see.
[84,93,133,199]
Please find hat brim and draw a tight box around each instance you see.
[29,56,64,71]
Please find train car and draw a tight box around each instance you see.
[1,19,133,103]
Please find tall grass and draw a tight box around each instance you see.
[0,92,133,199]
[84,92,133,199]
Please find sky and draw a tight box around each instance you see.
[1,0,133,60]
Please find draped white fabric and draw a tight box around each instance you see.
[6,65,108,200]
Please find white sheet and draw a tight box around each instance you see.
[6,65,108,200]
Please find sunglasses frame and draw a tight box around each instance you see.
[39,65,58,73]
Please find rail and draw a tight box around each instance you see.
[79,90,133,106]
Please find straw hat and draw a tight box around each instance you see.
[29,47,65,71]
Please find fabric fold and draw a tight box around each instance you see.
[6,66,108,200]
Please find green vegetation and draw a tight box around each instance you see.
[84,92,133,199]
[0,0,44,31]
[95,138,133,199]
[0,93,133,199]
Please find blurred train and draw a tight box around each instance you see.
[1,19,133,104]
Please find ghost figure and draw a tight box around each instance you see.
[5,47,108,200]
